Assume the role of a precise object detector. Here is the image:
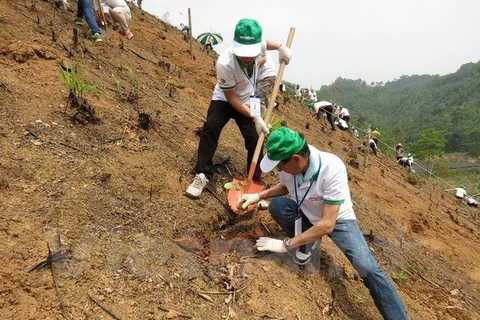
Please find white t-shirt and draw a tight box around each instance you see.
[212,47,259,104]
[467,197,478,205]
[338,118,348,129]
[312,101,332,112]
[340,108,350,117]
[278,145,356,225]
[257,40,276,80]
[455,187,467,198]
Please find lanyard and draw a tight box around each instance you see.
[242,65,257,89]
[293,176,313,217]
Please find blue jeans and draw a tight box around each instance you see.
[76,0,101,35]
[269,197,408,320]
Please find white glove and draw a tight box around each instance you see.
[278,45,292,65]
[254,117,269,135]
[237,193,260,209]
[255,237,287,253]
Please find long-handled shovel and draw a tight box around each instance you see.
[227,27,295,214]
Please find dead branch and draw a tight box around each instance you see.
[47,243,69,319]
[59,142,92,155]
[157,305,192,319]
[88,293,124,320]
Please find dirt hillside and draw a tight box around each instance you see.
[0,1,479,319]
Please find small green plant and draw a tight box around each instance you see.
[59,65,99,123]
[224,181,249,191]
[405,175,417,185]
[59,65,99,104]
[116,68,139,103]
[165,79,176,98]
[393,270,408,284]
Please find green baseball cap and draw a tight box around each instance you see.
[260,127,306,172]
[233,19,262,57]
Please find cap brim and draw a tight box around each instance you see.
[260,154,279,173]
[232,40,261,57]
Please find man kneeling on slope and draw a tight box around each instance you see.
[237,127,408,320]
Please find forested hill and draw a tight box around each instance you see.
[301,61,480,155]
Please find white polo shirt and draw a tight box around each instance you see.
[312,101,332,112]
[455,187,467,198]
[278,145,356,224]
[212,47,258,104]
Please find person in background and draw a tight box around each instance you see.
[371,127,381,145]
[203,35,214,53]
[336,118,349,130]
[185,19,291,199]
[307,89,317,104]
[74,0,103,42]
[362,138,378,156]
[351,126,359,137]
[397,153,414,171]
[295,85,302,102]
[466,196,479,207]
[237,127,409,320]
[445,184,468,203]
[309,100,336,131]
[395,143,404,161]
[339,106,350,125]
[180,23,190,41]
[100,0,133,39]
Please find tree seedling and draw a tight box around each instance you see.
[393,270,408,284]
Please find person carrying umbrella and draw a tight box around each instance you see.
[204,35,214,53]
[237,127,409,320]
[186,18,291,199]
[197,32,223,54]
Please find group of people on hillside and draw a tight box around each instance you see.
[74,0,135,42]
[445,184,479,207]
[184,18,409,320]
[307,101,353,132]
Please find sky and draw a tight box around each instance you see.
[140,0,480,89]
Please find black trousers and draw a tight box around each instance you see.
[194,100,262,181]
[316,105,336,130]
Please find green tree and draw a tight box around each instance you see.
[410,128,447,176]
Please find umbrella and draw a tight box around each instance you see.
[196,32,223,46]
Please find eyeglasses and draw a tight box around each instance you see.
[275,156,293,170]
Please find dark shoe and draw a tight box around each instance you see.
[73,17,83,26]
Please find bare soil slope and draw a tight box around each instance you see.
[0,1,479,319]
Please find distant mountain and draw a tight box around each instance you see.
[317,61,480,155]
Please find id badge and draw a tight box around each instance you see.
[294,215,302,237]
[249,95,261,118]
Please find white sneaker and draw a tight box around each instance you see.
[186,173,209,198]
